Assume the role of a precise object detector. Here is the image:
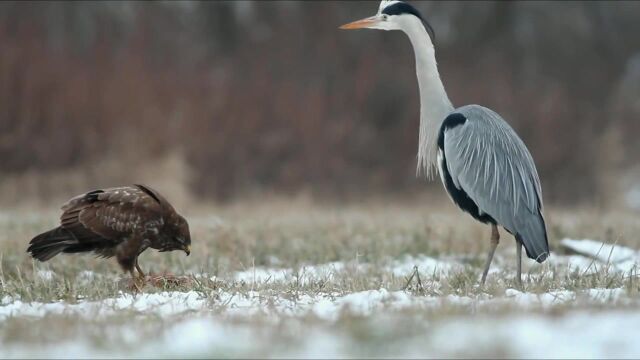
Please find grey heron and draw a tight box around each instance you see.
[340,1,549,285]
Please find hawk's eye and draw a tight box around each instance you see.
[174,236,184,244]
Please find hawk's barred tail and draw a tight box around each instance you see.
[27,227,77,261]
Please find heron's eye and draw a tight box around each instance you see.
[382,14,389,21]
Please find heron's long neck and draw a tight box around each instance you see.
[404,22,453,177]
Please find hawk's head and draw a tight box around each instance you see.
[161,214,191,256]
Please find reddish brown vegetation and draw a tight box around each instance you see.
[1,2,639,204]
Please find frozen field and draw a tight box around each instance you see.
[0,200,639,358]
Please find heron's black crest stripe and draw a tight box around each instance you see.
[437,113,467,150]
[382,2,436,44]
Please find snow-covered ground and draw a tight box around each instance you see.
[1,284,631,323]
[560,238,639,273]
[3,309,640,358]
[1,238,639,358]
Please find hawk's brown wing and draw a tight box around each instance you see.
[62,186,163,238]
[133,184,175,213]
[28,185,167,262]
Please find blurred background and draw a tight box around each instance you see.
[1,1,639,208]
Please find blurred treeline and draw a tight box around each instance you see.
[1,1,639,205]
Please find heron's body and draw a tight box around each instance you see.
[437,106,548,263]
[341,0,550,284]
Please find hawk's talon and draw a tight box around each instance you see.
[128,270,145,292]
[135,259,146,279]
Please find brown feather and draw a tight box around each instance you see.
[27,185,192,274]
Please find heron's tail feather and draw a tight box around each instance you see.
[515,212,549,263]
[28,227,78,261]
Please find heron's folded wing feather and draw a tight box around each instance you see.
[443,105,548,260]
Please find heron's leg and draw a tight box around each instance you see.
[480,224,500,285]
[516,241,523,287]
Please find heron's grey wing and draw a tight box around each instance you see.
[443,105,549,262]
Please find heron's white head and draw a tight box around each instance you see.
[340,1,435,43]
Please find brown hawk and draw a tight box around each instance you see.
[28,184,191,286]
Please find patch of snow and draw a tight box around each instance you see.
[4,309,640,358]
[0,291,207,321]
[1,341,114,359]
[233,261,349,285]
[75,270,98,286]
[502,287,630,310]
[561,239,636,262]
[0,300,69,320]
[560,238,639,273]
[503,289,574,308]
[312,289,397,321]
[77,270,95,281]
[231,255,462,287]
[233,267,293,283]
[107,291,206,315]
[143,317,258,357]
[427,311,640,358]
[36,270,54,281]
[552,254,601,274]
[1,296,13,306]
[266,255,282,266]
[2,254,638,325]
[301,261,347,277]
[1,284,635,323]
[587,287,628,303]
[387,255,461,277]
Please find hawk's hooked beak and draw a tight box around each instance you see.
[339,16,380,30]
[183,244,191,256]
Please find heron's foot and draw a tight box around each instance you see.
[480,265,492,287]
[515,241,523,290]
[515,274,523,290]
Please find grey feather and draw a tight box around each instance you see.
[442,105,549,262]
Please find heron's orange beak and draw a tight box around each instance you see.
[339,16,379,30]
